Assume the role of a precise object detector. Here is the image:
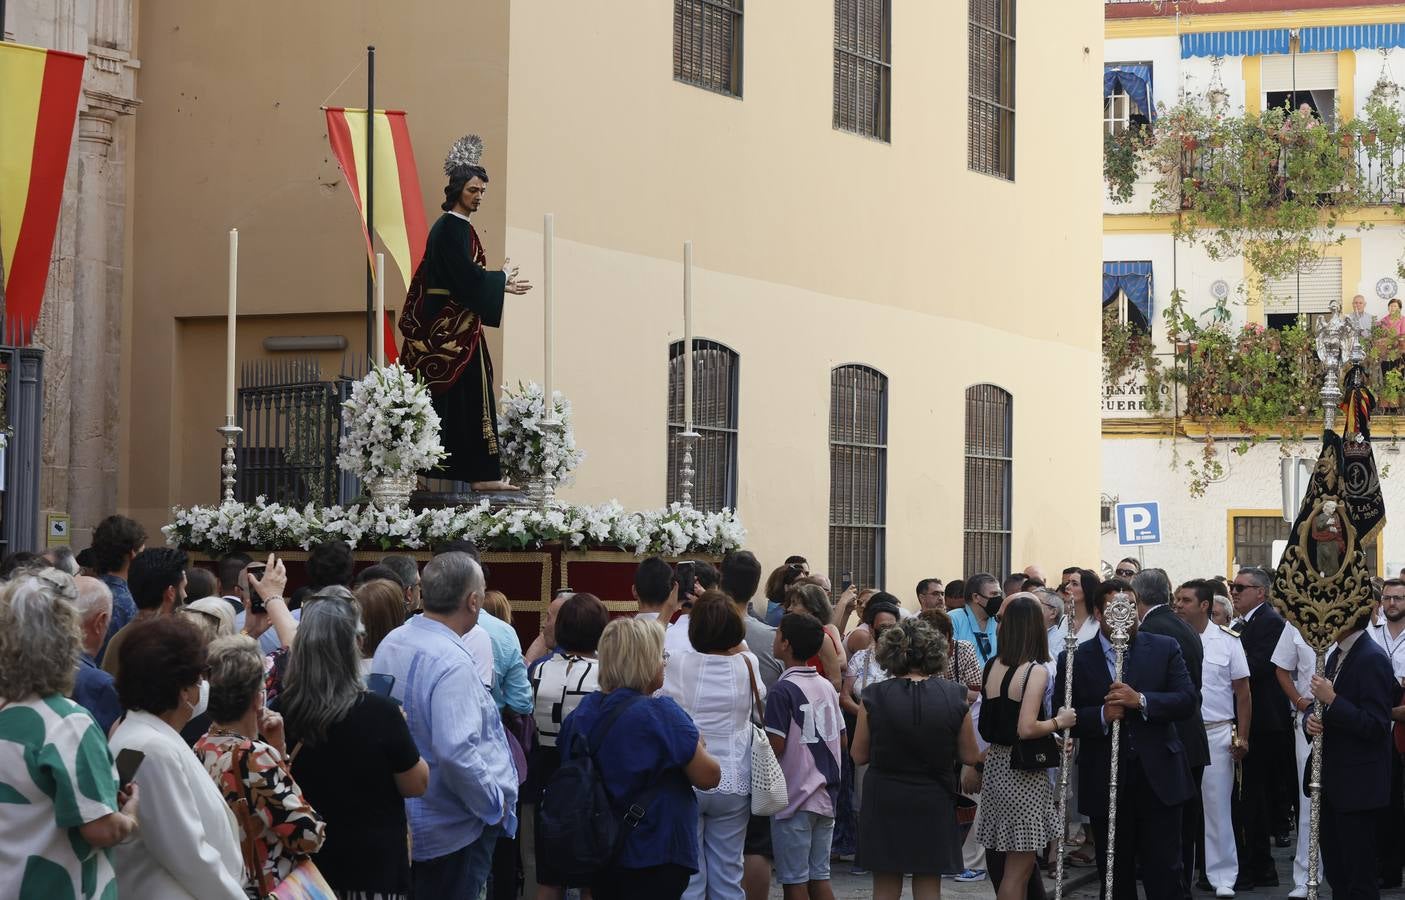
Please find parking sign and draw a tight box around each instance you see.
[1116,502,1161,546]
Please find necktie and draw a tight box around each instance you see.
[1231,618,1247,632]
[1325,648,1342,680]
[1104,645,1117,681]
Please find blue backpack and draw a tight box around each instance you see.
[534,695,666,884]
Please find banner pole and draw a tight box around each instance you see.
[365,45,375,362]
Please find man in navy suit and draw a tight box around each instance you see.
[1230,566,1291,888]
[1056,579,1198,900]
[1306,612,1395,899]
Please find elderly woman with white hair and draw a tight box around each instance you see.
[0,570,140,898]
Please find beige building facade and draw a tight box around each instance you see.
[25,1,1103,596]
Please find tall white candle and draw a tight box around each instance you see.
[375,252,386,368]
[226,228,238,421]
[544,213,555,411]
[683,240,693,430]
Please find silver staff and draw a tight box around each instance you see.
[1053,588,1080,900]
[1306,648,1327,900]
[1102,590,1138,900]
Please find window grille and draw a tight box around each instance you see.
[969,0,1016,179]
[674,0,744,97]
[1231,515,1290,572]
[833,0,891,140]
[829,365,888,589]
[667,340,739,511]
[964,384,1012,577]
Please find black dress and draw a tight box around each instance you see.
[275,692,422,895]
[855,677,967,875]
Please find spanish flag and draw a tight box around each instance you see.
[324,107,430,364]
[0,43,85,344]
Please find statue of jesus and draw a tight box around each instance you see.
[399,135,533,491]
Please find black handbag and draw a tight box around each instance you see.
[1009,664,1059,770]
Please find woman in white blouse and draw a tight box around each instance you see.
[109,616,246,899]
[662,591,762,900]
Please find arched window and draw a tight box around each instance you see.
[667,339,739,511]
[829,365,888,589]
[964,384,1013,578]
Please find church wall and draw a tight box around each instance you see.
[124,0,512,537]
[498,0,1105,595]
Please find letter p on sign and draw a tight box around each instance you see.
[1115,502,1161,546]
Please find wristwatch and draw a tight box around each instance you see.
[1138,693,1148,714]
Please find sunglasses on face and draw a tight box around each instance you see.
[1115,568,1137,577]
[1229,583,1256,593]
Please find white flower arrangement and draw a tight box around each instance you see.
[162,496,746,556]
[337,364,446,480]
[497,382,584,487]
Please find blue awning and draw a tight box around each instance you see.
[1105,64,1156,122]
[1300,24,1405,52]
[1103,261,1154,327]
[1180,29,1292,58]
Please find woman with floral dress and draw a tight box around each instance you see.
[195,635,324,896]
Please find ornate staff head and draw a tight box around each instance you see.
[1106,590,1137,651]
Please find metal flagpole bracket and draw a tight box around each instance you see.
[677,429,700,509]
[216,416,243,502]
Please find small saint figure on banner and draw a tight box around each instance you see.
[1310,499,1346,576]
[399,134,533,491]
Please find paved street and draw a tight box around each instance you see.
[784,841,1405,898]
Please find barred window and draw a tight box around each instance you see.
[829,365,888,590]
[964,384,1012,578]
[833,0,891,141]
[674,0,744,97]
[969,0,1016,180]
[667,339,739,511]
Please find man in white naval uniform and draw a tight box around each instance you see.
[1174,579,1251,898]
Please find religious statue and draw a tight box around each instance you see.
[399,135,534,491]
[1316,296,1364,369]
[1310,499,1347,576]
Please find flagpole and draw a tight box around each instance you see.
[365,44,375,362]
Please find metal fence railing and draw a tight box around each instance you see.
[234,358,361,507]
[0,346,44,553]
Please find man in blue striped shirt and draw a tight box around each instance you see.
[372,551,518,899]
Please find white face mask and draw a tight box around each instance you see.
[188,679,209,718]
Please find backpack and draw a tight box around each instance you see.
[534,694,664,884]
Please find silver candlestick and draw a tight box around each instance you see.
[1102,591,1138,900]
[1053,591,1081,900]
[531,414,561,510]
[216,417,243,502]
[677,428,700,508]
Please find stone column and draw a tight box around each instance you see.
[63,105,121,544]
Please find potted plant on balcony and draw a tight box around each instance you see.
[1104,125,1149,203]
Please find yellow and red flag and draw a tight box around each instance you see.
[0,43,85,344]
[324,107,430,364]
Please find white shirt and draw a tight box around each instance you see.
[1075,617,1100,646]
[661,648,763,795]
[461,624,495,688]
[635,611,662,623]
[1198,624,1250,722]
[1367,620,1405,683]
[664,614,692,657]
[530,654,599,748]
[1271,624,1325,697]
[109,711,245,899]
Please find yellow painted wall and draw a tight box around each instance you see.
[499,0,1105,590]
